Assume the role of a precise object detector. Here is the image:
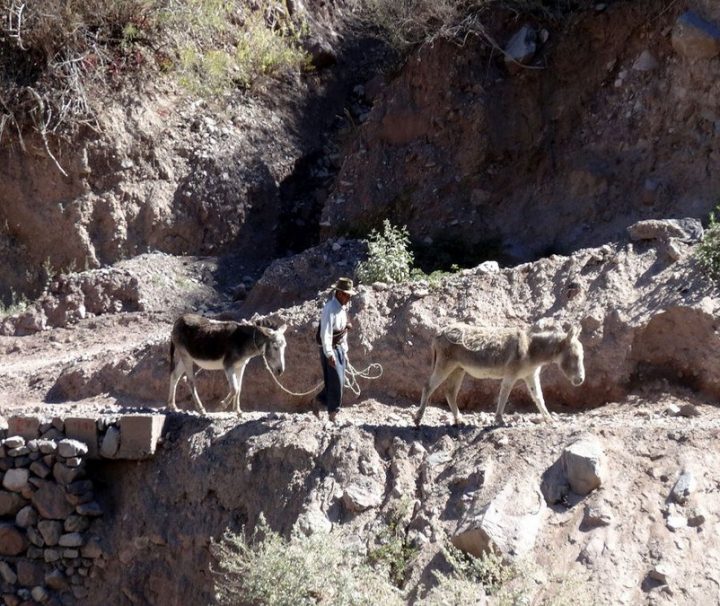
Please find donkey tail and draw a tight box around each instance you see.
[169,341,175,373]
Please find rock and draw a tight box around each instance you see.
[582,504,613,528]
[666,514,687,531]
[677,403,700,418]
[0,523,28,556]
[671,11,720,60]
[342,477,384,512]
[98,426,119,458]
[37,520,63,546]
[57,439,88,458]
[686,506,707,527]
[0,561,17,584]
[453,481,545,558]
[2,468,29,492]
[649,563,673,584]
[16,559,44,587]
[505,25,537,67]
[670,470,696,504]
[295,502,333,536]
[3,436,25,449]
[64,515,90,533]
[476,261,500,273]
[76,501,103,517]
[633,50,659,71]
[31,481,75,520]
[45,569,69,591]
[53,462,83,485]
[664,404,681,416]
[58,532,83,548]
[627,218,703,243]
[0,490,27,515]
[29,461,51,479]
[15,505,37,528]
[36,440,57,455]
[30,586,48,603]
[561,438,605,495]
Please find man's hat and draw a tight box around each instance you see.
[333,277,357,295]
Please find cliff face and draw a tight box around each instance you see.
[322,2,720,264]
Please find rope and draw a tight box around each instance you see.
[344,360,383,396]
[261,353,384,398]
[262,353,323,397]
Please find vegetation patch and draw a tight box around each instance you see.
[695,205,720,280]
[0,0,310,143]
[213,515,403,606]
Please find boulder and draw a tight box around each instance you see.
[453,481,545,558]
[2,468,29,492]
[561,438,605,495]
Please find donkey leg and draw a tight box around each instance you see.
[445,368,466,425]
[415,364,455,426]
[167,358,185,411]
[179,353,206,414]
[219,365,238,410]
[494,377,515,425]
[525,368,552,422]
[230,361,248,413]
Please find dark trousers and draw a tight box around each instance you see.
[319,347,346,413]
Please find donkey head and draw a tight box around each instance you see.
[262,324,287,375]
[559,325,585,386]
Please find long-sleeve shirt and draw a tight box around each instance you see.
[319,295,349,358]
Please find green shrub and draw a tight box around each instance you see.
[368,501,418,587]
[696,206,720,280]
[356,220,414,284]
[213,516,404,606]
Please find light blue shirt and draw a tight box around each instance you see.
[320,295,349,358]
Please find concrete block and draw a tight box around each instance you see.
[64,418,98,458]
[8,416,40,440]
[117,415,165,459]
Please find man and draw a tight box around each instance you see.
[316,277,356,423]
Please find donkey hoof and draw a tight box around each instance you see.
[413,415,423,428]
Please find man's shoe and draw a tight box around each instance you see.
[328,410,339,424]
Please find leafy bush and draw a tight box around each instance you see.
[213,516,404,606]
[696,206,720,280]
[356,220,414,284]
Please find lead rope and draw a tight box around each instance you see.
[344,360,383,396]
[261,353,384,398]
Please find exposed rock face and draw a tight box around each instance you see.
[322,4,720,264]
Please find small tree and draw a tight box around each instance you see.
[356,220,414,284]
[696,205,720,280]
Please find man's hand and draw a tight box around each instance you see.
[327,355,336,369]
[346,321,353,331]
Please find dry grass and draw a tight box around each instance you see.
[0,0,309,148]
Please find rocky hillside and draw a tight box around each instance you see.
[2,0,720,604]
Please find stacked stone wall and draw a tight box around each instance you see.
[0,414,165,606]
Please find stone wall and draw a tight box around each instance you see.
[0,414,165,606]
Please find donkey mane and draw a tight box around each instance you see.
[526,330,569,359]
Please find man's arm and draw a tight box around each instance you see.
[320,301,336,365]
